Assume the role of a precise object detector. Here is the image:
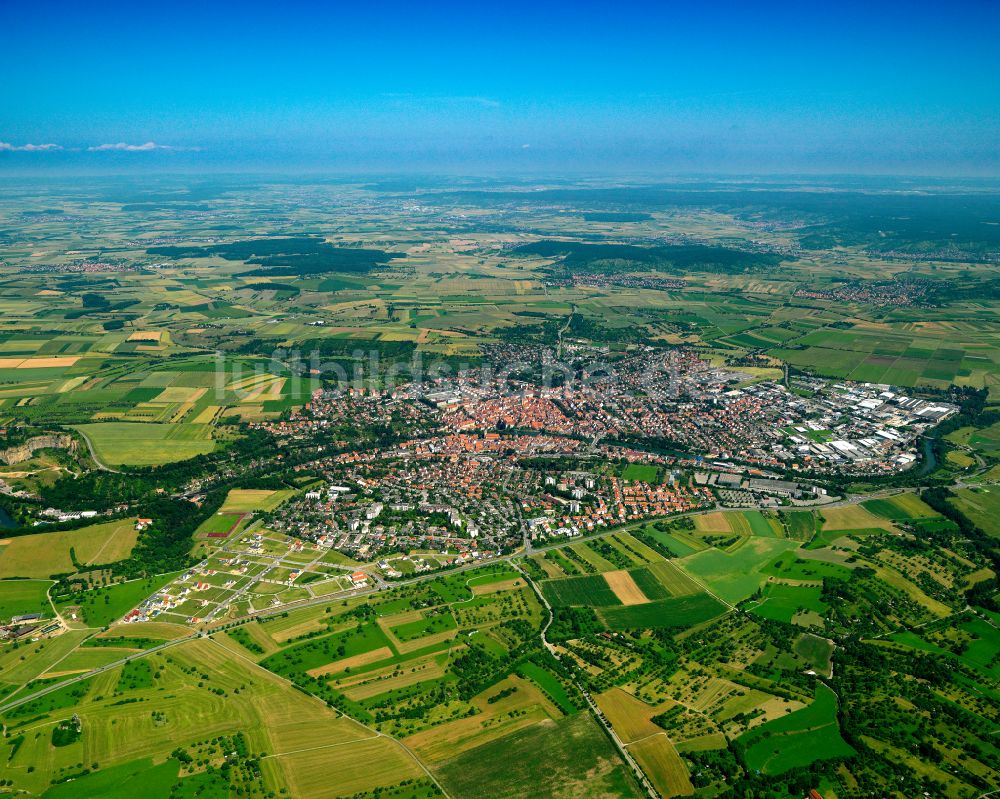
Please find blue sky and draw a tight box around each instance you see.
[2,0,999,174]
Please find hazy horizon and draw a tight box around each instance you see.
[3,0,999,177]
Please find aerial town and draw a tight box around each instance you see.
[250,346,955,562]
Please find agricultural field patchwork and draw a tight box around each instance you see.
[0,176,999,799]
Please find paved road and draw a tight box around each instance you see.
[75,428,122,474]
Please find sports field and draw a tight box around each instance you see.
[622,463,658,483]
[196,512,244,535]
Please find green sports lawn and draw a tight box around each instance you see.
[621,463,658,483]
[196,512,244,535]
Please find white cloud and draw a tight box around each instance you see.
[88,141,167,152]
[87,141,200,152]
[0,141,62,152]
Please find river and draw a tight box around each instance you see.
[918,434,938,478]
[0,505,15,528]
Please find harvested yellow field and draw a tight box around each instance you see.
[616,531,665,562]
[628,736,694,797]
[604,569,650,605]
[693,512,734,533]
[57,376,88,393]
[256,599,366,643]
[246,377,286,400]
[676,733,729,753]
[43,647,128,676]
[964,567,996,587]
[215,624,279,657]
[742,696,807,730]
[232,405,264,420]
[885,492,940,519]
[471,577,524,595]
[396,627,458,655]
[193,404,223,424]
[17,356,81,368]
[595,687,663,742]
[228,372,278,391]
[307,646,393,678]
[274,735,423,798]
[155,385,205,403]
[268,617,326,643]
[378,608,424,626]
[248,681,368,755]
[821,505,895,531]
[128,330,163,342]
[532,554,564,578]
[569,542,617,572]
